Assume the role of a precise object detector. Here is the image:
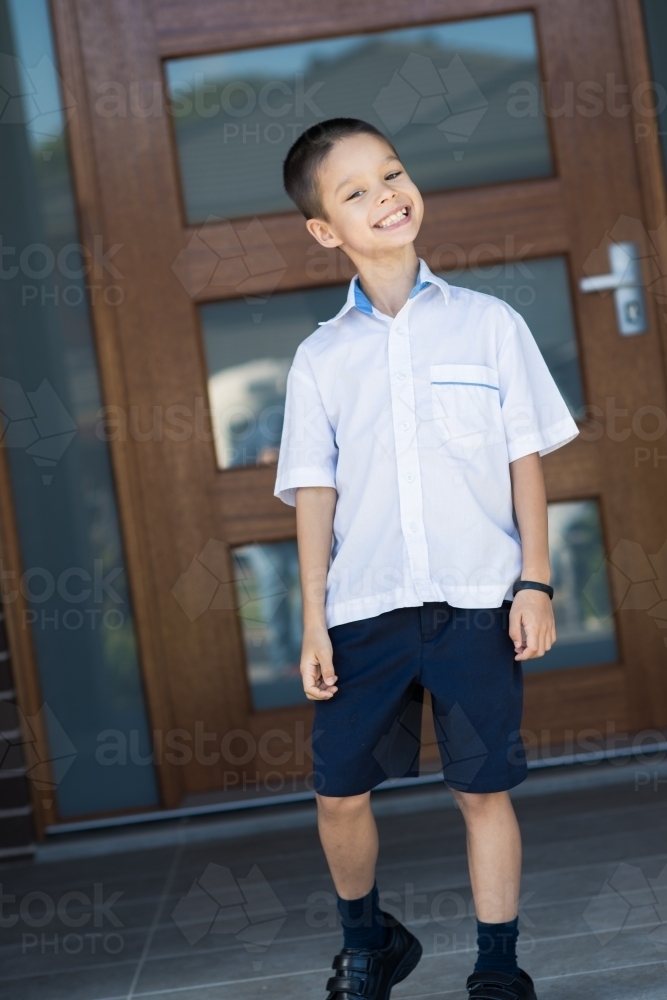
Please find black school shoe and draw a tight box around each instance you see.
[466,968,537,1000]
[325,913,422,999]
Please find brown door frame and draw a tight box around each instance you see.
[6,0,663,832]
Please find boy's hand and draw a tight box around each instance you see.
[301,624,338,700]
[509,590,556,660]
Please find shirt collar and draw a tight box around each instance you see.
[319,258,450,326]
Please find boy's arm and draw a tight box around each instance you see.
[508,452,556,660]
[295,485,339,699]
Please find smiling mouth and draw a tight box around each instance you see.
[374,206,410,230]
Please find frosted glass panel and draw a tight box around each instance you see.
[166,12,552,223]
[200,285,347,468]
[523,500,618,673]
[233,541,305,710]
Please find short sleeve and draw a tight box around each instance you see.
[273,348,338,507]
[497,305,580,463]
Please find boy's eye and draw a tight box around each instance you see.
[346,190,364,201]
[385,170,402,180]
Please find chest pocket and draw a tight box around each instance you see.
[430,364,504,460]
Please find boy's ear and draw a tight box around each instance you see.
[305,217,343,249]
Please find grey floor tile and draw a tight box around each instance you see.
[1,781,667,999]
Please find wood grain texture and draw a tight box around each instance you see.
[535,0,667,731]
[50,0,183,815]
[522,665,629,739]
[65,0,253,800]
[151,0,534,57]
[179,179,568,303]
[36,0,667,817]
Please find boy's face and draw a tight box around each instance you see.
[305,134,423,259]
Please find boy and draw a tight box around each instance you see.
[274,119,578,1000]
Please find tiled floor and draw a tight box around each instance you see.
[1,776,667,999]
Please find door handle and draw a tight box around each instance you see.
[579,241,647,336]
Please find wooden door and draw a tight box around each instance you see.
[48,0,667,813]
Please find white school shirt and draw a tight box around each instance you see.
[274,258,579,629]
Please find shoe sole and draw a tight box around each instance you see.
[385,935,423,998]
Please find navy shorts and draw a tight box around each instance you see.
[311,601,527,797]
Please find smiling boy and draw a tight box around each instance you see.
[274,119,579,1000]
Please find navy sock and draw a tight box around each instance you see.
[474,916,519,974]
[336,882,389,951]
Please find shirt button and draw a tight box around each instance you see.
[406,473,415,482]
[400,421,409,430]
[396,372,406,380]
[409,521,418,532]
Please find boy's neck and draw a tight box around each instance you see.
[352,246,420,319]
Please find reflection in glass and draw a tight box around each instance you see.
[0,0,158,815]
[523,500,618,673]
[446,256,584,416]
[166,13,551,223]
[200,286,347,468]
[233,542,305,710]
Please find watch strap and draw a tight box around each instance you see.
[512,579,554,600]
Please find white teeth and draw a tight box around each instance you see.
[377,207,408,228]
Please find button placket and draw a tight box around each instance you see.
[387,305,433,599]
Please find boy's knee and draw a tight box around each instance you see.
[316,790,371,820]
[450,788,511,816]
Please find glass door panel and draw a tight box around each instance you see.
[0,0,159,816]
[165,12,552,223]
[233,541,304,709]
[200,286,346,469]
[526,501,618,673]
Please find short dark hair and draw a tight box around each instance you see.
[283,118,398,220]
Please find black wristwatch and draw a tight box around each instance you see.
[512,579,554,600]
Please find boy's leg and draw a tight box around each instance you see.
[309,609,425,993]
[315,789,423,999]
[420,602,536,996]
[316,791,378,899]
[450,789,521,924]
[452,790,537,998]
[317,790,391,954]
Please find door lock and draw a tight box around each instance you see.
[579,241,647,336]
